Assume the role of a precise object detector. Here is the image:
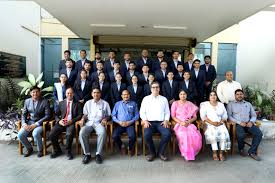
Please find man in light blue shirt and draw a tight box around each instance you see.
[112,90,139,156]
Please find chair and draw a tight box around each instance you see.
[75,121,109,155]
[141,121,172,156]
[228,121,261,155]
[171,120,202,155]
[17,120,49,156]
[108,121,139,156]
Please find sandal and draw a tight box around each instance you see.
[213,153,219,161]
[219,153,225,161]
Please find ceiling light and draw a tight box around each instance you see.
[153,25,187,30]
[90,24,126,27]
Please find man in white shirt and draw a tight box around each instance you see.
[217,71,242,104]
[140,82,171,161]
[79,88,111,164]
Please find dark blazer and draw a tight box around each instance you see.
[108,70,125,83]
[161,80,179,102]
[174,72,184,82]
[143,84,151,96]
[169,60,182,74]
[92,60,105,72]
[138,73,149,86]
[151,58,163,73]
[59,59,75,73]
[104,59,116,73]
[155,69,169,85]
[200,64,216,82]
[191,69,206,99]
[60,68,77,87]
[92,81,110,102]
[120,61,131,75]
[73,80,92,103]
[90,71,102,83]
[135,57,152,73]
[75,59,91,74]
[178,80,196,102]
[125,71,139,86]
[55,99,82,124]
[127,85,143,106]
[184,62,194,72]
[110,82,127,105]
[21,98,51,126]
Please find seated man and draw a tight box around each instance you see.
[17,86,50,157]
[112,90,139,156]
[140,81,171,162]
[49,88,82,160]
[227,89,263,161]
[79,88,111,164]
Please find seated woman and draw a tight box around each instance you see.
[200,91,231,161]
[171,90,202,161]
[53,73,69,113]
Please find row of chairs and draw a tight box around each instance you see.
[17,119,258,157]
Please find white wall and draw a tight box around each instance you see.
[0,1,41,77]
[237,11,275,92]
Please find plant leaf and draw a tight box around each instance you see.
[41,86,54,92]
[43,93,53,98]
[36,73,43,83]
[17,81,32,88]
[25,88,30,95]
[37,81,44,88]
[20,86,29,95]
[28,74,36,86]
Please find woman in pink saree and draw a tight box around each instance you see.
[171,90,202,160]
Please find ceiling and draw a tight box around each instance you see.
[31,0,275,41]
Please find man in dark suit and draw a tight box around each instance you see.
[59,50,75,73]
[151,50,165,73]
[121,52,131,75]
[92,52,104,72]
[125,61,139,86]
[75,50,91,74]
[135,49,153,73]
[60,59,77,87]
[17,86,50,157]
[127,75,143,107]
[169,51,182,74]
[90,61,105,83]
[104,51,117,73]
[179,71,196,103]
[184,53,194,72]
[191,59,206,105]
[174,63,184,82]
[83,61,92,81]
[155,60,169,86]
[74,70,92,105]
[200,55,217,100]
[110,73,127,107]
[162,71,179,105]
[138,64,150,86]
[108,61,124,83]
[49,88,82,160]
[92,72,110,103]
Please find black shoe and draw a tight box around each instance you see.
[82,155,91,164]
[95,154,103,164]
[37,151,43,158]
[249,153,261,161]
[50,151,62,159]
[24,148,33,157]
[159,154,168,161]
[146,154,155,162]
[67,152,73,160]
[239,150,247,157]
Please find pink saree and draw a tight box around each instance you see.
[171,101,202,160]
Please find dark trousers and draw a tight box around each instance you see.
[112,124,136,150]
[49,123,75,153]
[236,124,262,154]
[205,82,213,100]
[144,121,171,155]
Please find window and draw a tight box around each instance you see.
[194,42,212,64]
[69,38,90,61]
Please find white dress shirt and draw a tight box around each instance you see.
[217,80,242,104]
[184,80,189,88]
[83,99,111,126]
[133,84,138,93]
[81,80,86,91]
[140,94,170,121]
[194,69,199,78]
[66,68,72,78]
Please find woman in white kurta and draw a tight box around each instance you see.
[200,91,231,161]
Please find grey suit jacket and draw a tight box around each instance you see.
[21,97,51,126]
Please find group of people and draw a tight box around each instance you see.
[17,49,263,164]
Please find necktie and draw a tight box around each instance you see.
[64,101,71,123]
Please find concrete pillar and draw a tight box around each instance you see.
[90,34,95,60]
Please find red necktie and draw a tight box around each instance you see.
[63,101,71,123]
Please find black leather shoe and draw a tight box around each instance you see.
[159,154,168,161]
[146,154,155,162]
[67,152,73,160]
[37,151,43,158]
[50,151,62,159]
[239,150,247,157]
[249,154,261,161]
[95,154,103,164]
[82,155,91,164]
[24,148,33,157]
